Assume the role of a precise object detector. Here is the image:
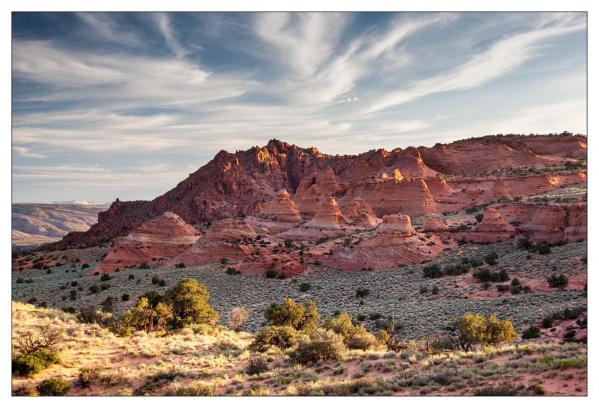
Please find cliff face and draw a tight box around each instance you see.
[58,134,587,247]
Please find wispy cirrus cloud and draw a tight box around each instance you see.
[77,13,143,46]
[364,13,586,113]
[12,146,46,159]
[152,13,189,58]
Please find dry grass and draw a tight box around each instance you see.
[11,302,587,396]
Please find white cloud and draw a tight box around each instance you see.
[12,40,252,109]
[13,163,186,187]
[12,146,46,159]
[364,14,586,113]
[254,13,444,105]
[152,13,189,58]
[77,13,143,46]
[254,13,350,77]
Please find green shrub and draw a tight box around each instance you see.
[346,331,377,351]
[12,354,46,376]
[173,382,215,396]
[293,329,346,364]
[265,270,277,279]
[165,279,219,328]
[122,294,130,301]
[264,298,319,334]
[12,384,37,396]
[537,243,551,255]
[101,296,114,313]
[299,283,311,292]
[454,313,516,351]
[36,378,71,396]
[542,316,554,328]
[473,268,509,283]
[323,312,357,341]
[118,297,173,333]
[430,336,456,353]
[78,367,101,388]
[226,267,240,275]
[322,312,375,349]
[12,326,63,376]
[251,326,299,352]
[100,273,112,281]
[522,326,541,339]
[484,252,499,266]
[547,274,569,288]
[228,306,249,332]
[355,287,370,298]
[246,355,269,375]
[475,384,520,396]
[423,263,442,278]
[77,305,110,325]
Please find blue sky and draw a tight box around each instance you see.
[12,12,587,203]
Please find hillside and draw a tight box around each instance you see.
[12,204,108,249]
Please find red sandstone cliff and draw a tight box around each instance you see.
[56,134,586,247]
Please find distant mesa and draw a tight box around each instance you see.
[51,200,106,206]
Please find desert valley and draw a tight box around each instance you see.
[11,133,587,396]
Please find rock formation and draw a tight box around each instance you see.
[168,218,256,267]
[236,251,303,278]
[423,217,448,233]
[294,166,343,216]
[501,203,587,243]
[94,212,200,273]
[339,197,379,227]
[258,189,302,223]
[322,214,452,271]
[55,134,586,248]
[307,196,347,227]
[460,208,517,243]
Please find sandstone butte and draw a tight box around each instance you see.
[93,212,200,273]
[321,214,452,271]
[456,202,587,244]
[166,218,257,267]
[57,133,585,276]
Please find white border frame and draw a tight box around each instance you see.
[1,1,595,408]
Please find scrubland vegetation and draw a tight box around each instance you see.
[12,221,587,396]
[11,294,586,396]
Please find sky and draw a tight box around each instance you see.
[12,12,587,203]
